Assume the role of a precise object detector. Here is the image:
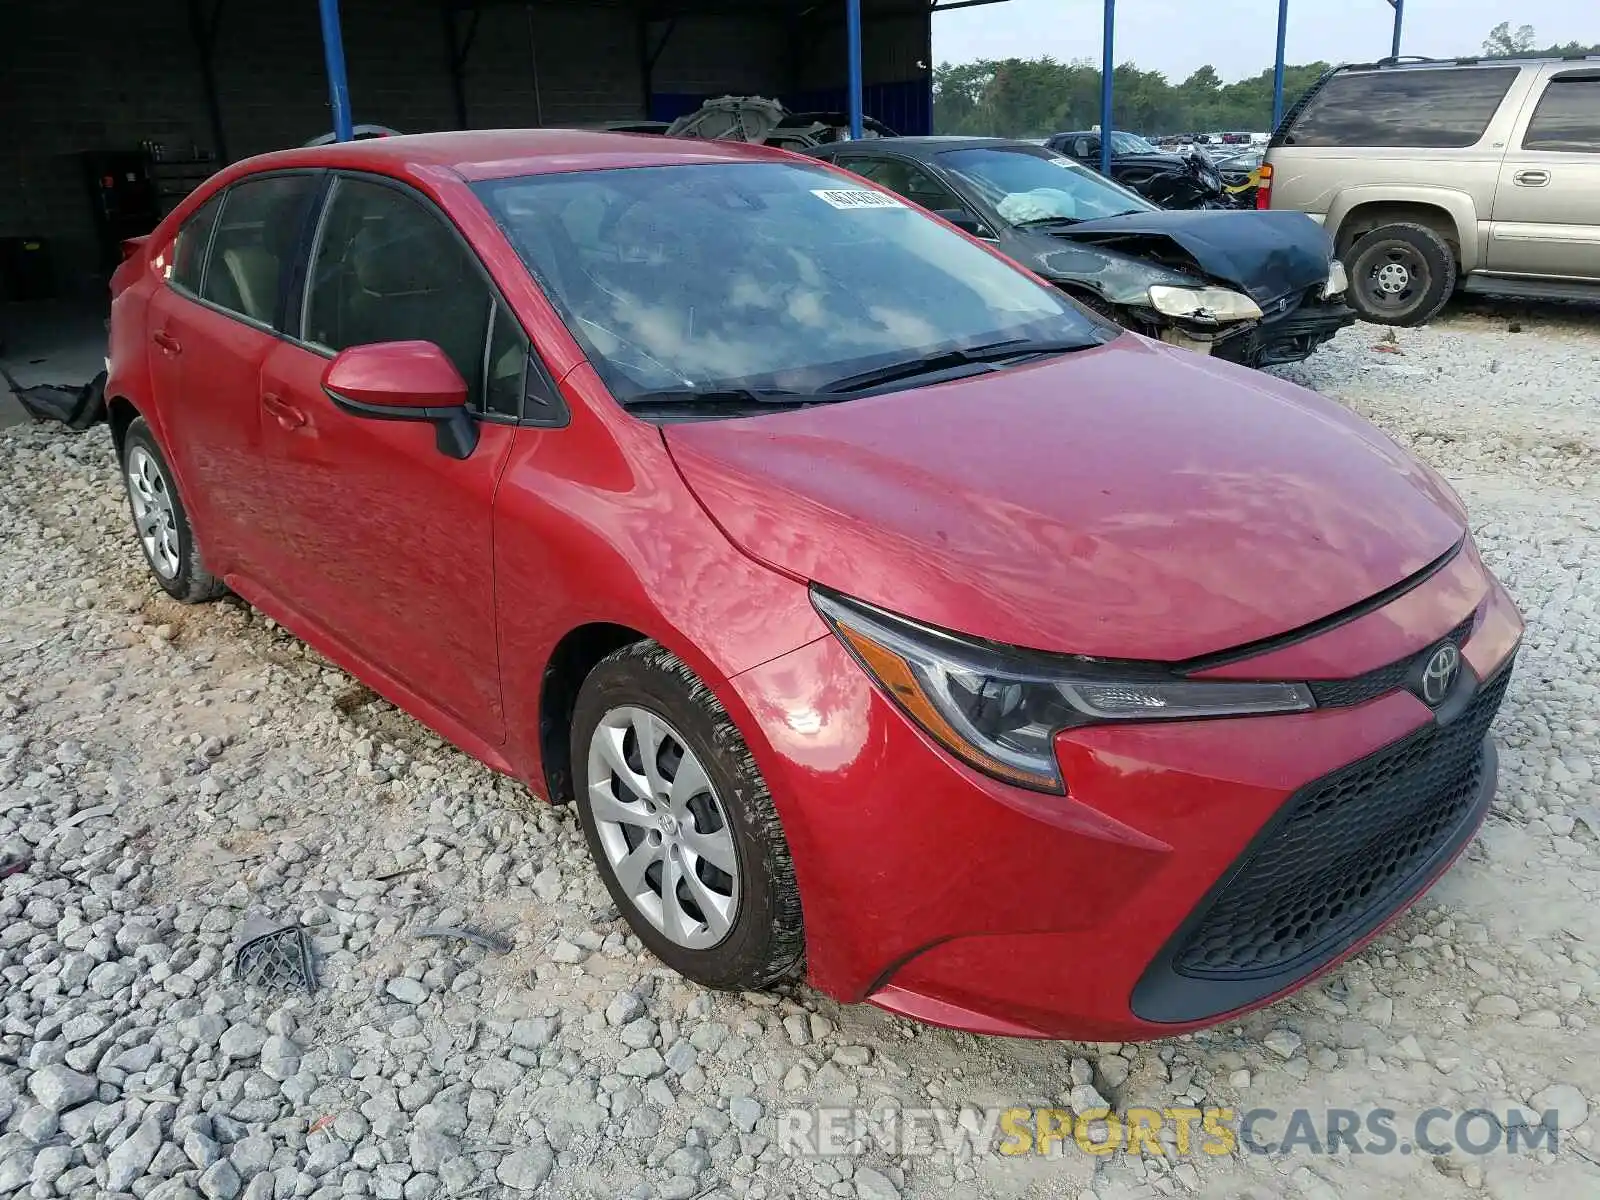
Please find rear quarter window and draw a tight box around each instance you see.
[1284,67,1520,149]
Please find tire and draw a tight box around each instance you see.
[1345,222,1456,327]
[120,418,226,604]
[571,640,804,991]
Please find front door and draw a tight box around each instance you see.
[259,174,529,740]
[1489,69,1600,280]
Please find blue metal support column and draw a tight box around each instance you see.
[1271,0,1289,130]
[1388,0,1404,57]
[846,0,863,139]
[318,0,354,143]
[1099,0,1114,175]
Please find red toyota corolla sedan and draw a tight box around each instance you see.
[106,130,1521,1040]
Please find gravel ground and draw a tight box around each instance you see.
[2,310,1598,1200]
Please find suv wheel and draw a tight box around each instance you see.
[1345,223,1456,327]
[571,640,805,991]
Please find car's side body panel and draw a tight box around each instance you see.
[490,362,830,791]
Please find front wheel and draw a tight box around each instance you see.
[571,641,804,990]
[1345,223,1456,327]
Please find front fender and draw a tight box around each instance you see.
[1326,186,1483,273]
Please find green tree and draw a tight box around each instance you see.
[1483,22,1538,56]
[932,57,1331,138]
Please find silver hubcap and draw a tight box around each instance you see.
[1375,262,1411,295]
[126,446,180,579]
[587,706,740,949]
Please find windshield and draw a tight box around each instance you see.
[475,162,1102,400]
[936,147,1154,227]
[1111,132,1159,154]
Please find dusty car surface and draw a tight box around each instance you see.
[106,129,1520,1040]
[812,136,1355,367]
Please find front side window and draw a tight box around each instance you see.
[475,161,1104,402]
[1285,68,1519,149]
[1522,76,1600,153]
[483,300,530,418]
[937,147,1153,226]
[169,196,221,293]
[200,175,319,325]
[303,177,497,410]
[846,157,967,215]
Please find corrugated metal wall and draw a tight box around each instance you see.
[0,0,932,294]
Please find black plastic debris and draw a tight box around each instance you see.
[1,365,107,431]
[414,926,512,955]
[234,915,317,993]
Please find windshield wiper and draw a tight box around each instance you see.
[1015,216,1084,229]
[819,338,1092,395]
[619,387,825,416]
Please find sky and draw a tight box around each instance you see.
[932,0,1595,82]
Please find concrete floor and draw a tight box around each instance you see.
[0,298,110,431]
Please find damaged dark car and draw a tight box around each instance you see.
[811,137,1355,368]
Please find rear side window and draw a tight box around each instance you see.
[1523,76,1600,153]
[201,175,320,326]
[169,196,220,293]
[1285,68,1519,148]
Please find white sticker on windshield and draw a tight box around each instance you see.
[812,188,904,210]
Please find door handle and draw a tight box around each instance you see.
[151,329,181,354]
[261,392,307,430]
[1514,169,1551,187]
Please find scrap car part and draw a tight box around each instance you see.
[234,915,317,993]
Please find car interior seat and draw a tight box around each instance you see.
[344,218,487,397]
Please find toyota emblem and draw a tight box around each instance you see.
[1420,642,1461,707]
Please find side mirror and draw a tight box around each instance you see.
[322,341,479,460]
[934,208,991,238]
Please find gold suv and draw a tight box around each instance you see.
[1260,56,1600,325]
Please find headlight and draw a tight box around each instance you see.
[1323,260,1349,299]
[812,589,1315,794]
[1147,285,1263,323]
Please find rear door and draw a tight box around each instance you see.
[1489,67,1600,280]
[146,173,322,581]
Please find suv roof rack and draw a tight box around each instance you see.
[1345,52,1600,71]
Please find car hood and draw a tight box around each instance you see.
[1048,209,1334,304]
[664,336,1466,662]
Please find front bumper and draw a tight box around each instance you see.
[1215,294,1357,368]
[729,552,1522,1041]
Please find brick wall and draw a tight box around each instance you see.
[0,0,929,296]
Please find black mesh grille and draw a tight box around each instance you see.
[1173,659,1512,980]
[1309,613,1477,709]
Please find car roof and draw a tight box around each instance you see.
[217,128,804,186]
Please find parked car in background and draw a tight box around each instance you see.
[1048,129,1238,208]
[1262,56,1600,324]
[663,95,897,150]
[811,136,1354,367]
[1214,146,1265,207]
[106,130,1520,1040]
